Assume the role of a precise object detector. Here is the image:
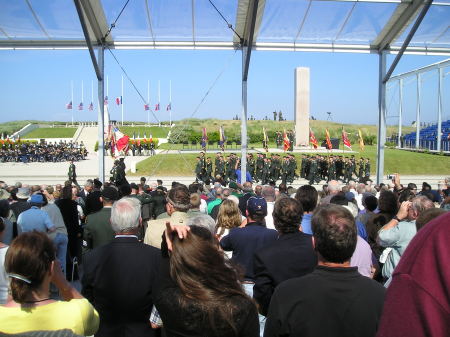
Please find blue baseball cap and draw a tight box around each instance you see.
[246,197,267,216]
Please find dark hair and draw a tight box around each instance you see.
[119,184,132,197]
[407,183,417,190]
[378,190,398,214]
[273,198,303,234]
[170,225,249,335]
[0,217,4,232]
[61,185,73,200]
[311,205,357,263]
[295,185,318,212]
[398,189,415,203]
[278,183,288,194]
[415,208,447,231]
[329,194,348,206]
[5,231,55,303]
[0,199,11,218]
[167,185,190,211]
[363,195,378,212]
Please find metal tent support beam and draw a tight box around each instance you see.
[376,51,387,185]
[397,78,403,148]
[97,46,105,182]
[416,73,421,149]
[437,67,443,152]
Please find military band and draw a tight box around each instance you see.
[0,140,87,163]
[194,151,371,185]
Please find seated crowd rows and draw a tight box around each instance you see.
[0,175,449,337]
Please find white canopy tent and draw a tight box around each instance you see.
[1,0,450,182]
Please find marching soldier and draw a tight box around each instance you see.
[364,158,371,182]
[358,158,365,183]
[255,153,264,182]
[205,157,213,183]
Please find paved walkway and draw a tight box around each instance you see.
[0,153,445,188]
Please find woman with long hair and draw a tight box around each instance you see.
[216,199,242,238]
[0,231,98,335]
[154,224,258,337]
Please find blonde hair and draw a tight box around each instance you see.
[216,199,242,236]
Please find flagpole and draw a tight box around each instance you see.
[169,80,172,126]
[147,80,150,126]
[91,80,94,117]
[121,75,124,126]
[106,75,109,99]
[71,80,74,125]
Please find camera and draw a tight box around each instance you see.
[387,174,394,180]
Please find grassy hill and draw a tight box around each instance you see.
[22,127,77,139]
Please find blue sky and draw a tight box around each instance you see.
[0,48,448,125]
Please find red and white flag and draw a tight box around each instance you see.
[112,127,129,152]
[116,96,122,105]
[66,101,72,109]
[342,128,352,150]
[309,128,319,149]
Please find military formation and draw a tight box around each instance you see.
[194,151,371,185]
[0,140,87,163]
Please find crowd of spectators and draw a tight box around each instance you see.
[0,174,449,336]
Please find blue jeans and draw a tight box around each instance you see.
[242,282,266,337]
[53,233,68,275]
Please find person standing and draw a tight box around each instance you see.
[82,197,161,337]
[68,160,78,187]
[264,205,385,337]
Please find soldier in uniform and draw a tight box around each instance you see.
[255,153,264,182]
[131,141,136,156]
[149,141,156,156]
[336,156,344,181]
[288,154,297,183]
[262,157,271,185]
[328,156,336,182]
[195,157,203,183]
[247,154,255,180]
[364,158,371,182]
[358,157,365,183]
[288,130,295,151]
[68,160,78,187]
[307,156,319,185]
[214,152,222,177]
[300,154,307,178]
[280,156,290,185]
[205,157,213,183]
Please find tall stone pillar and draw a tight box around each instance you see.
[294,67,310,147]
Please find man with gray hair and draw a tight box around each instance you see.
[377,195,434,281]
[320,180,341,206]
[82,197,161,337]
[262,185,276,230]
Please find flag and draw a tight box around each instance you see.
[342,128,352,150]
[144,104,149,111]
[283,129,290,152]
[309,128,319,149]
[325,129,332,150]
[219,125,226,151]
[166,103,171,111]
[201,127,207,150]
[149,133,153,143]
[263,127,269,152]
[112,127,130,152]
[358,129,365,151]
[78,102,83,110]
[116,96,122,105]
[88,102,94,111]
[143,133,147,142]
[155,103,160,111]
[66,101,72,109]
[104,96,109,105]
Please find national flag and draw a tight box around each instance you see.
[219,125,226,151]
[143,133,147,142]
[166,103,171,111]
[144,104,149,111]
[283,129,290,152]
[116,96,122,105]
[358,129,365,151]
[309,128,319,149]
[66,101,72,110]
[325,129,333,150]
[88,102,94,111]
[155,103,160,111]
[263,127,269,152]
[201,127,207,150]
[342,128,352,150]
[149,133,153,143]
[78,102,83,110]
[112,127,130,152]
[104,96,109,105]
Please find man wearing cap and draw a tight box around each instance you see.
[82,186,120,254]
[17,194,56,233]
[10,187,32,222]
[220,197,278,292]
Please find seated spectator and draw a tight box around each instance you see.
[377,196,434,280]
[254,198,316,316]
[0,231,99,336]
[377,212,450,337]
[295,185,318,235]
[82,197,161,337]
[264,205,385,337]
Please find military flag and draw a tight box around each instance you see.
[342,128,352,150]
[358,129,365,151]
[309,128,319,149]
[325,129,333,150]
[283,129,290,152]
[201,127,208,151]
[263,127,269,152]
[219,125,226,151]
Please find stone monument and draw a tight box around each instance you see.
[294,67,310,147]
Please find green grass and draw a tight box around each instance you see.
[130,145,450,176]
[119,126,169,138]
[22,127,77,139]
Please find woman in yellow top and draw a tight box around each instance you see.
[0,231,99,336]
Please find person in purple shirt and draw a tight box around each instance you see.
[17,194,55,234]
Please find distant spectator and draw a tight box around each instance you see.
[262,186,276,230]
[319,180,340,206]
[17,194,55,234]
[0,199,20,245]
[239,181,255,215]
[295,185,318,235]
[215,199,242,239]
[415,207,447,231]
